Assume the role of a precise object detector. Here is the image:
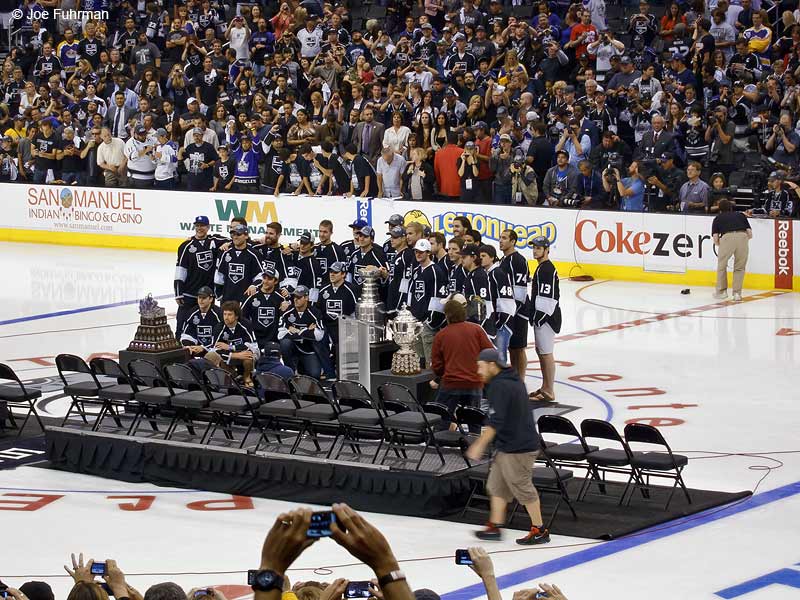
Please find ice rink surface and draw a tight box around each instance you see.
[0,242,799,600]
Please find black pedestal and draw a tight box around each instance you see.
[370,340,398,372]
[118,348,189,370]
[370,368,436,404]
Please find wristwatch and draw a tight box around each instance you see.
[377,570,407,588]
[250,569,285,593]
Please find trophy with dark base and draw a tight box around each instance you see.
[387,307,424,375]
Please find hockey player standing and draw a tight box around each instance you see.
[528,236,561,403]
[174,215,221,337]
[499,229,531,380]
[407,239,449,368]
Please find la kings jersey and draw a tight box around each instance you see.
[347,245,388,286]
[278,306,326,354]
[180,305,223,348]
[210,320,260,363]
[530,259,562,333]
[314,241,344,275]
[295,253,326,302]
[255,245,300,291]
[315,281,359,339]
[499,250,530,319]
[464,267,497,337]
[486,263,516,332]
[448,263,467,295]
[175,236,221,299]
[407,261,448,330]
[387,246,413,314]
[340,239,357,262]
[240,290,286,344]
[214,246,263,301]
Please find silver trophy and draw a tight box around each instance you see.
[387,306,424,375]
[355,267,386,343]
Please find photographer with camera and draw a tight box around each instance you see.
[748,171,798,218]
[577,159,609,208]
[748,104,777,153]
[587,31,625,81]
[542,150,579,207]
[510,151,539,205]
[554,118,591,167]
[602,160,646,211]
[765,111,800,168]
[646,152,687,212]
[590,130,632,171]
[490,133,515,204]
[704,105,735,177]
[458,140,481,203]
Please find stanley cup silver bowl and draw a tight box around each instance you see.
[355,267,386,343]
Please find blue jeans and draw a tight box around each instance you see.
[493,181,512,205]
[494,325,511,364]
[62,171,84,185]
[435,387,483,432]
[279,338,322,379]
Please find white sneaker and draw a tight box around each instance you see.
[713,291,728,300]
[732,292,742,302]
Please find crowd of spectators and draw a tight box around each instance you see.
[0,0,798,216]
[0,505,568,600]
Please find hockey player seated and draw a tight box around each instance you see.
[204,301,261,388]
[278,285,328,380]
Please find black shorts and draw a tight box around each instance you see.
[509,314,529,349]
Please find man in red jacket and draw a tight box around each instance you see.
[431,298,493,428]
[434,131,464,201]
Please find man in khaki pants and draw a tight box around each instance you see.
[712,199,752,302]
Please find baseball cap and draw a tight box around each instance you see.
[499,133,512,142]
[477,347,509,368]
[454,32,465,41]
[357,225,375,237]
[186,97,198,105]
[385,213,404,226]
[389,225,406,238]
[192,127,204,135]
[197,286,214,297]
[421,22,432,29]
[445,88,457,97]
[194,215,210,226]
[528,235,551,248]
[460,244,480,257]
[262,265,278,278]
[474,120,487,130]
[465,140,476,149]
[526,110,539,121]
[293,285,310,297]
[134,125,146,134]
[476,24,485,31]
[414,239,432,252]
[768,170,784,180]
[620,56,632,64]
[670,51,683,60]
[262,341,282,357]
[659,151,675,161]
[230,224,248,235]
[329,261,347,273]
[156,127,168,138]
[555,149,569,158]
[350,218,369,229]
[1,135,12,143]
[19,582,54,600]
[299,232,314,244]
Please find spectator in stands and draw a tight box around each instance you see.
[678,161,711,213]
[97,127,126,187]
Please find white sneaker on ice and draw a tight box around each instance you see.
[713,291,728,300]
[732,292,742,302]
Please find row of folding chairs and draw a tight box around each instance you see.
[538,415,692,511]
[55,354,464,471]
[0,363,45,437]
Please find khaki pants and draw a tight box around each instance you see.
[413,323,437,369]
[487,450,540,504]
[104,169,126,188]
[716,231,749,294]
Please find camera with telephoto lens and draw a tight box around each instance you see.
[638,158,658,178]
[561,193,581,208]
[706,112,718,126]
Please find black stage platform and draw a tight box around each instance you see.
[43,420,752,538]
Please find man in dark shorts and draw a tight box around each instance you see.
[467,348,550,546]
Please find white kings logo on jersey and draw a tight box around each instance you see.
[257,306,275,327]
[228,263,245,283]
[414,280,425,302]
[197,325,213,345]
[326,299,343,316]
[196,250,213,271]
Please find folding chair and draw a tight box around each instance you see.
[56,353,109,427]
[426,403,485,468]
[253,373,313,452]
[126,360,171,436]
[289,375,349,455]
[378,383,444,470]
[88,358,139,431]
[578,419,641,504]
[508,449,577,530]
[201,367,262,447]
[331,380,387,461]
[624,423,691,510]
[163,363,219,440]
[538,414,600,484]
[0,363,44,436]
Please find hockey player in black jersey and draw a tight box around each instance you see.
[179,287,224,356]
[478,245,517,363]
[278,285,328,379]
[499,229,531,379]
[295,232,326,303]
[528,236,561,403]
[174,215,222,338]
[340,218,366,263]
[255,221,300,293]
[315,261,360,378]
[240,266,291,350]
[446,237,467,294]
[347,225,389,287]
[407,239,449,367]
[384,225,409,318]
[205,301,261,387]
[382,213,404,267]
[315,219,345,276]
[213,224,264,302]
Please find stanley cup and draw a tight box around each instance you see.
[356,267,386,343]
